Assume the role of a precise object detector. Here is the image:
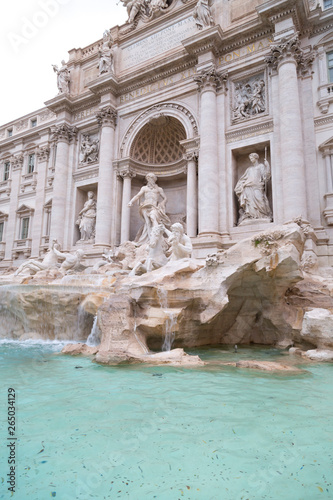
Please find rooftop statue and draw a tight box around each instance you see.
[193,0,214,30]
[98,30,114,75]
[52,60,70,94]
[128,173,170,246]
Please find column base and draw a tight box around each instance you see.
[192,232,223,259]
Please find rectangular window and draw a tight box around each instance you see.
[0,222,4,242]
[3,162,10,181]
[21,217,29,240]
[28,154,35,174]
[31,119,37,128]
[328,51,333,83]
[7,129,13,137]
[324,0,333,9]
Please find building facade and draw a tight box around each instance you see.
[1,0,333,267]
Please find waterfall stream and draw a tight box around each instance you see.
[86,315,101,346]
[157,287,176,352]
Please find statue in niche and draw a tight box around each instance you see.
[76,191,97,242]
[164,223,192,261]
[128,173,170,246]
[52,60,70,94]
[79,135,99,164]
[193,0,214,30]
[14,239,61,276]
[98,30,114,75]
[235,153,272,225]
[233,77,266,120]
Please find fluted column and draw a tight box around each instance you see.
[194,68,224,235]
[49,124,77,246]
[5,155,23,261]
[266,36,308,221]
[119,168,136,243]
[31,146,50,257]
[94,106,117,249]
[185,152,198,237]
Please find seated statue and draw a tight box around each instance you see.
[14,239,61,276]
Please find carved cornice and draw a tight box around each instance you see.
[194,67,227,92]
[51,124,78,143]
[96,106,117,127]
[265,34,315,75]
[36,146,50,162]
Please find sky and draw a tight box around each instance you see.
[0,0,128,126]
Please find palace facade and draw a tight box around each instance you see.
[1,0,333,268]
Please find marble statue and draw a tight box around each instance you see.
[98,30,114,75]
[76,191,97,242]
[233,78,266,120]
[193,0,214,30]
[129,224,168,276]
[52,60,70,94]
[79,135,99,164]
[164,223,192,261]
[128,173,170,246]
[122,0,146,23]
[14,240,61,276]
[52,242,85,274]
[235,153,272,225]
[149,0,168,13]
[92,249,115,271]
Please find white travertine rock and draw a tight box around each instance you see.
[300,308,333,348]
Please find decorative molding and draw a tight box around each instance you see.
[118,166,136,179]
[96,106,117,127]
[10,154,24,170]
[226,119,274,143]
[72,166,99,183]
[314,115,333,127]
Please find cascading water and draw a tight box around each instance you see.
[86,315,101,346]
[133,321,149,354]
[157,286,176,352]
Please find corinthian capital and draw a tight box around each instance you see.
[51,124,78,143]
[265,34,314,74]
[118,167,136,179]
[184,151,199,162]
[96,106,117,127]
[10,154,24,170]
[194,67,227,92]
[36,146,50,162]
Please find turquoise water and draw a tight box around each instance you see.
[0,342,332,500]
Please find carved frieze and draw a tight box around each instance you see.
[232,73,267,122]
[79,134,99,165]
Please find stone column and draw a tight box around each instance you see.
[119,168,136,243]
[4,154,23,261]
[94,106,117,250]
[194,68,223,235]
[49,124,77,246]
[266,36,307,221]
[185,152,198,237]
[31,146,50,257]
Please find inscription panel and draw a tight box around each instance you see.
[121,17,197,70]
